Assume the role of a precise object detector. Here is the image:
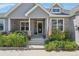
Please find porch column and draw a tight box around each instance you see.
[29,18,31,31]
[46,18,49,37]
[49,18,52,36]
[28,18,31,36]
[8,18,11,32]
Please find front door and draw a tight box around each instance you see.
[37,21,43,35]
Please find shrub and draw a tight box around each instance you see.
[45,30,78,51]
[44,40,78,51]
[0,34,5,47]
[49,32,65,41]
[45,39,50,44]
[45,41,57,51]
[8,32,28,47]
[0,32,28,47]
[55,41,64,48]
[63,41,77,51]
[64,31,70,39]
[44,40,64,51]
[49,30,66,41]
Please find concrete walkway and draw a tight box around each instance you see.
[0,50,79,56]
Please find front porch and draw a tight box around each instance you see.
[10,18,49,45]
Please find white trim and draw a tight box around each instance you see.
[20,21,29,31]
[63,18,64,32]
[8,18,11,31]
[37,21,43,35]
[52,7,61,13]
[29,18,31,31]
[51,18,64,32]
[29,17,47,19]
[25,5,38,16]
[0,19,5,32]
[49,14,70,17]
[47,18,49,33]
[3,19,5,32]
[58,18,64,32]
[25,4,50,16]
[57,18,58,30]
[5,3,38,17]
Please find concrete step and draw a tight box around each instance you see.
[28,45,44,50]
[29,37,45,45]
[28,41,44,45]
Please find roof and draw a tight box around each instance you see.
[25,4,50,16]
[0,3,79,17]
[0,3,21,17]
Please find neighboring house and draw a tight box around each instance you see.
[0,3,79,45]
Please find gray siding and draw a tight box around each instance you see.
[28,7,49,18]
[74,12,79,45]
[10,19,28,31]
[8,3,35,18]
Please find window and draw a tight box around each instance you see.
[0,20,5,31]
[52,19,64,31]
[52,8,60,13]
[20,21,29,31]
[58,19,63,31]
[52,20,57,30]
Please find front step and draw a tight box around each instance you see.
[28,37,45,45]
[28,41,44,45]
[28,45,44,50]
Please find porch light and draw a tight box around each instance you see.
[75,25,79,31]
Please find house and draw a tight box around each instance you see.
[0,3,79,45]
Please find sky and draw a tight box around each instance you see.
[0,3,79,13]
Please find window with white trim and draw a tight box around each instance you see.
[20,21,29,31]
[52,8,61,13]
[52,18,64,31]
[52,20,57,30]
[58,19,63,31]
[0,19,5,31]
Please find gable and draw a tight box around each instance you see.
[8,3,35,18]
[53,3,61,7]
[26,6,49,18]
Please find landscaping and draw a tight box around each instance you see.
[44,30,78,51]
[0,31,28,47]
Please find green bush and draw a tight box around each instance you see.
[49,30,66,41]
[55,41,64,48]
[0,32,28,47]
[63,41,77,51]
[49,30,72,41]
[45,41,57,51]
[0,34,5,47]
[8,32,28,47]
[44,40,64,51]
[44,40,78,51]
[45,30,78,51]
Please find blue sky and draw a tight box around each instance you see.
[0,3,79,13]
[41,3,79,9]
